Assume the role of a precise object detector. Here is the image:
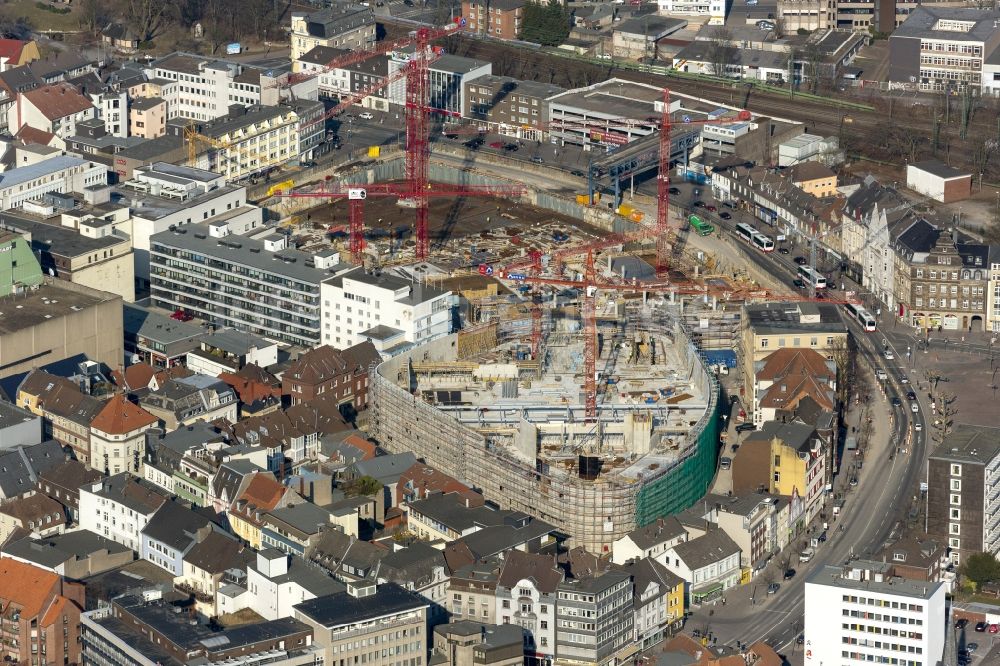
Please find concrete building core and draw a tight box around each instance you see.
[371,298,721,553]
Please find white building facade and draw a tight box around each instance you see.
[657,0,726,25]
[320,268,453,349]
[804,564,946,665]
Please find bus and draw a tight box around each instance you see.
[844,303,876,332]
[734,223,774,252]
[797,265,827,289]
[689,215,715,236]
[750,232,774,252]
[734,223,755,243]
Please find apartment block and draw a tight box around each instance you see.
[0,154,105,210]
[462,75,565,140]
[461,0,526,40]
[0,559,85,666]
[195,104,306,183]
[804,563,945,665]
[289,5,376,62]
[555,571,634,665]
[926,425,1000,565]
[150,226,348,347]
[320,267,452,351]
[144,52,282,121]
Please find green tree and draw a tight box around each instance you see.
[962,552,1000,590]
[343,475,383,498]
[518,0,570,47]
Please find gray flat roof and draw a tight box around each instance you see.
[151,224,349,285]
[323,267,448,306]
[549,79,662,120]
[123,303,205,346]
[201,329,272,355]
[892,6,1000,42]
[930,425,1000,465]
[910,159,969,180]
[806,564,944,600]
[127,186,242,221]
[0,282,116,336]
[0,214,126,258]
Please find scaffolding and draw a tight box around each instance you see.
[368,302,722,553]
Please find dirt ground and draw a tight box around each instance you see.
[295,183,608,265]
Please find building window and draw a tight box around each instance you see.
[951,494,961,505]
[951,479,961,491]
[952,464,962,476]
[951,508,960,520]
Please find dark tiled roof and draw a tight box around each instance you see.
[294,582,426,628]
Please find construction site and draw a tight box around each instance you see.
[369,264,758,552]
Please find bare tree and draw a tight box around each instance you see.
[126,0,175,43]
[802,40,824,94]
[707,27,736,79]
[80,0,110,34]
[828,336,856,406]
[930,392,958,447]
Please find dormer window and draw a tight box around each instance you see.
[893,552,906,562]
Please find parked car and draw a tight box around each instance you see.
[955,618,968,630]
[504,143,519,151]
[489,141,504,149]
[465,138,484,149]
[571,170,586,177]
[706,205,717,212]
[767,583,780,595]
[849,477,858,487]
[967,642,979,652]
[989,623,998,633]
[669,187,681,195]
[359,112,374,120]
[975,621,988,632]
[735,423,756,433]
[719,457,731,470]
[783,569,796,580]
[884,350,894,360]
[719,211,732,220]
[778,247,789,254]
[818,531,827,542]
[794,256,808,265]
[730,443,739,452]
[692,200,706,208]
[799,548,814,562]
[530,155,544,163]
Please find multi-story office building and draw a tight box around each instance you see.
[144,52,282,121]
[388,52,491,117]
[121,162,263,290]
[150,226,348,347]
[804,562,946,665]
[0,154,105,210]
[320,267,452,350]
[555,571,635,666]
[294,582,427,666]
[927,425,1000,565]
[289,5,377,62]
[890,7,1000,94]
[463,76,565,140]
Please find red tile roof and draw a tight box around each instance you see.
[218,372,281,405]
[236,473,286,511]
[21,83,94,121]
[0,559,61,618]
[14,125,55,146]
[90,394,158,435]
[0,40,26,63]
[756,348,834,382]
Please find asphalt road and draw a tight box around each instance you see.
[678,210,922,656]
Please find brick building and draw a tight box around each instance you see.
[461,0,527,40]
[282,342,381,410]
[462,75,565,140]
[0,558,85,665]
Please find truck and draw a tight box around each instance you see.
[688,215,715,236]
